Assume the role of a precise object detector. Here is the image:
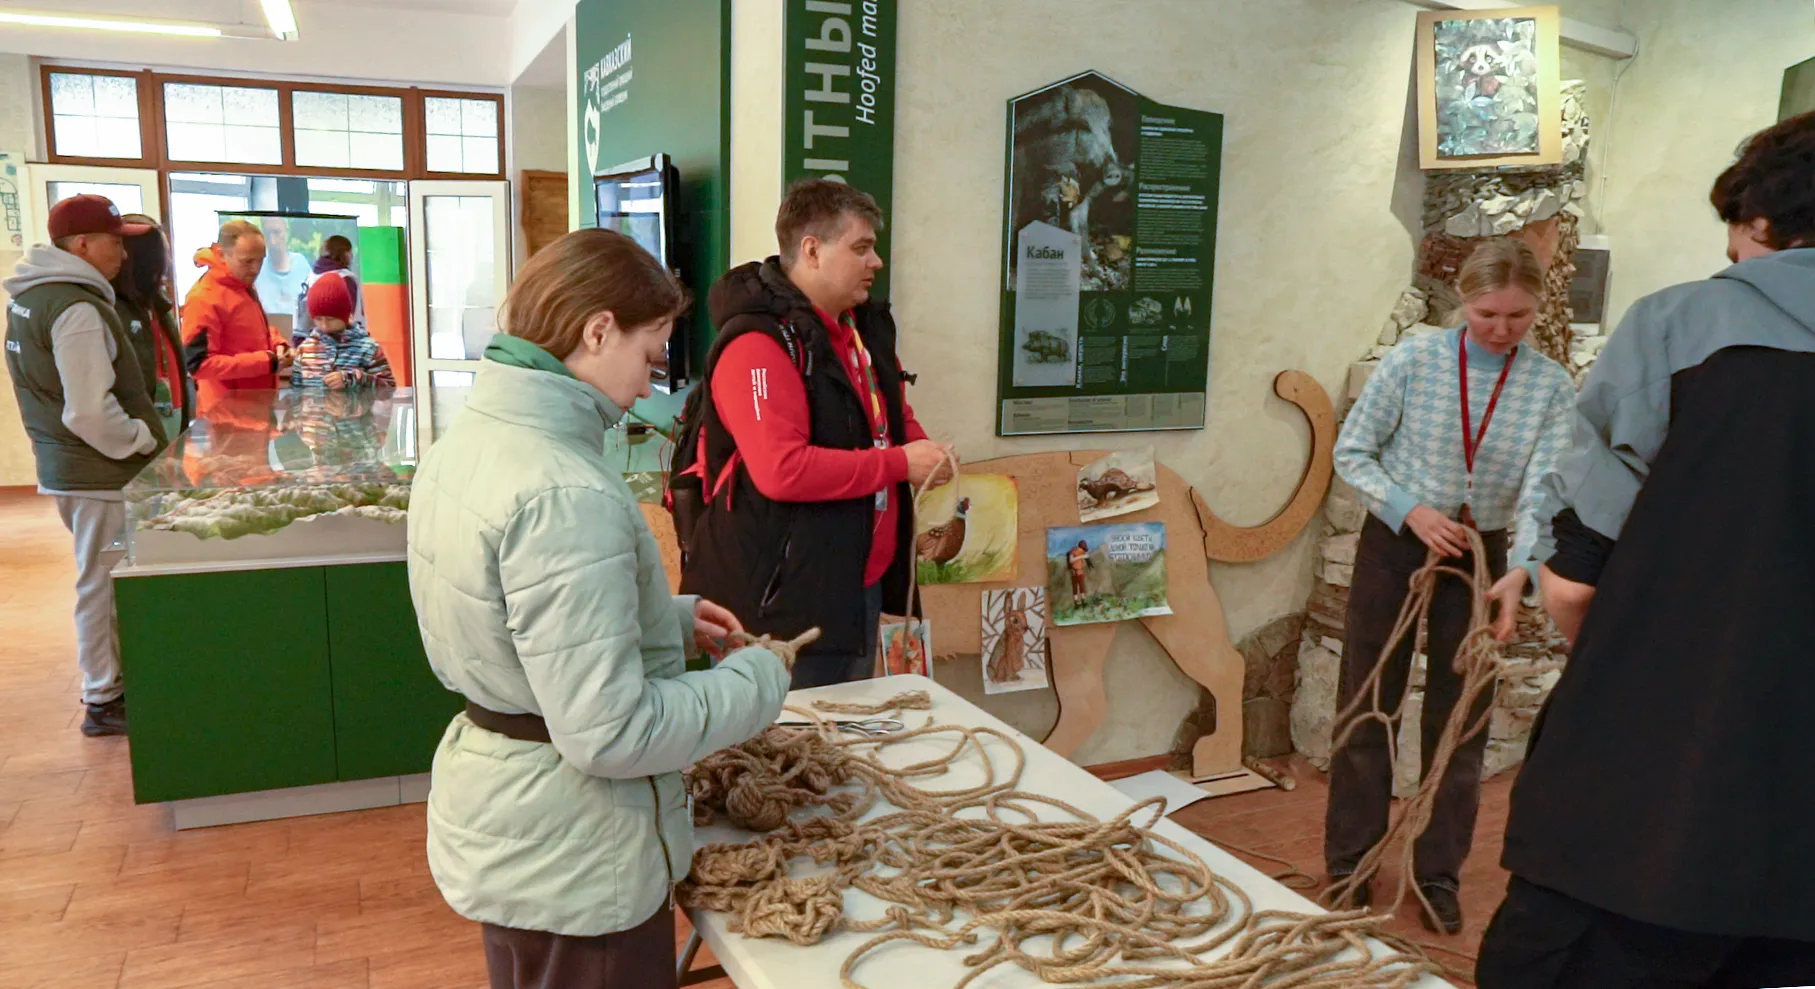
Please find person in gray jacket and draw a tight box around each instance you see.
[4,194,163,737]
[407,228,790,989]
[1478,111,1815,988]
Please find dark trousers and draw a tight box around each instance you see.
[1478,876,1815,989]
[1323,514,1506,892]
[790,582,883,689]
[482,903,676,989]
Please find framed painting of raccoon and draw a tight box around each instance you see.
[981,588,1051,695]
[1415,6,1563,170]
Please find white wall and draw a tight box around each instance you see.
[0,54,41,486]
[890,0,1429,762]
[729,0,786,265]
[507,83,569,269]
[1596,0,1815,324]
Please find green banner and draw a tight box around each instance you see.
[996,72,1223,436]
[575,0,731,368]
[784,0,896,299]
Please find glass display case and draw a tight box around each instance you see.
[122,387,416,569]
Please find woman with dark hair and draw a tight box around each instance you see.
[407,228,789,989]
[1478,112,1815,989]
[110,214,191,434]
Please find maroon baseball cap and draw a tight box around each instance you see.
[47,194,153,241]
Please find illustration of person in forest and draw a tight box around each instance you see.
[1067,540,1091,604]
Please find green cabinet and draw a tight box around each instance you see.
[118,566,339,803]
[117,561,460,804]
[325,563,462,781]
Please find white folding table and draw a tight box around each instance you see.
[681,674,1456,989]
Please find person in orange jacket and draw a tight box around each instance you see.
[181,219,292,406]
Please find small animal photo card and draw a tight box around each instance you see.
[1077,447,1159,522]
[880,619,932,678]
[981,588,1050,695]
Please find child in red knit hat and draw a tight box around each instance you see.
[295,272,393,389]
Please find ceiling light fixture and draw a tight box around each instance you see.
[0,11,224,38]
[259,0,299,40]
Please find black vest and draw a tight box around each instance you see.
[678,261,915,658]
[6,279,166,491]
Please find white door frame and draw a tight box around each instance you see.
[22,163,163,243]
[407,179,512,455]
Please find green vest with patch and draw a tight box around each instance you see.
[5,280,166,491]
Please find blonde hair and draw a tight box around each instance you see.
[501,228,688,359]
[216,220,263,252]
[1456,238,1544,303]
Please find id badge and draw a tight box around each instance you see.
[875,435,891,510]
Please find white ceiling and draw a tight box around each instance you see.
[311,0,518,15]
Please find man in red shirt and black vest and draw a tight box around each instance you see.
[679,180,952,687]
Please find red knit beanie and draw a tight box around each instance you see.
[307,272,354,322]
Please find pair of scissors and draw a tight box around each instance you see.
[775,718,905,737]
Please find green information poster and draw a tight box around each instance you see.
[996,71,1223,436]
[784,0,896,298]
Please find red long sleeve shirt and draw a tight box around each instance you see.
[710,310,927,587]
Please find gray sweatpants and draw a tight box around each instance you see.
[54,495,126,706]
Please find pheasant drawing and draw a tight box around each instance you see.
[916,497,971,565]
[986,602,1031,685]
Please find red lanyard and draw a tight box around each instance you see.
[1459,336,1515,526]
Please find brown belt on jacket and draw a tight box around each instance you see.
[464,700,551,743]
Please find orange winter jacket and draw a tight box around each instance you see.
[181,246,282,406]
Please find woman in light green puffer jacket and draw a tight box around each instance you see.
[406,229,791,989]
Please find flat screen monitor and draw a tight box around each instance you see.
[595,155,690,390]
[596,155,676,269]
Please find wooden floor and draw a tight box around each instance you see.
[0,487,1510,988]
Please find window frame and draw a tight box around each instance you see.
[40,65,504,181]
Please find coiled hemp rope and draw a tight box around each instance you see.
[682,705,1444,988]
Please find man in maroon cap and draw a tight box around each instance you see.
[4,194,168,736]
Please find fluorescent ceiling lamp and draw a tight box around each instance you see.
[260,0,298,40]
[0,11,223,37]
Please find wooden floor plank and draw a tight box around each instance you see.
[163,958,369,989]
[119,922,317,989]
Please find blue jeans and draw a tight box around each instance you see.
[789,583,883,689]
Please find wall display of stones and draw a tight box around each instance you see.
[997,71,1223,436]
[1416,6,1564,170]
[981,588,1051,695]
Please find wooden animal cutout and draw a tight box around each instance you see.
[921,370,1335,778]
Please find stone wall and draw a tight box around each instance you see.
[1284,81,1598,788]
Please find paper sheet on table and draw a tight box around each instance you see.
[1107,770,1211,817]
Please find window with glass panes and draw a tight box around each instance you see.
[424,97,500,175]
[42,67,502,180]
[47,72,143,160]
[163,82,283,165]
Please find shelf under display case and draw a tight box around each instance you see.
[121,386,416,570]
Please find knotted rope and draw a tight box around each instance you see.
[682,705,1444,988]
[724,628,822,671]
[1321,527,1505,928]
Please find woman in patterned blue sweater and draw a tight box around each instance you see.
[1324,239,1575,935]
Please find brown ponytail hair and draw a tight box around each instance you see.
[1456,238,1545,304]
[500,228,688,359]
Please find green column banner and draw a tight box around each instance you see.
[996,71,1223,437]
[574,0,732,367]
[784,0,897,299]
